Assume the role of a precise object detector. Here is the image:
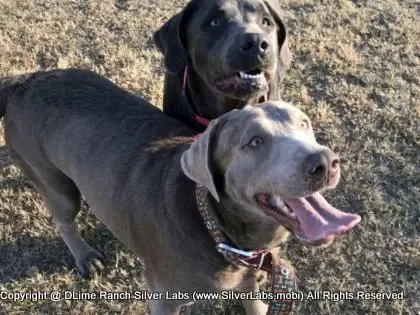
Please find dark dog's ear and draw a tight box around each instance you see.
[181,119,222,202]
[265,0,292,82]
[153,2,196,74]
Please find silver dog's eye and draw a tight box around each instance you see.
[262,17,272,27]
[248,137,264,148]
[301,119,310,129]
[210,18,221,27]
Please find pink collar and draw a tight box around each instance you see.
[182,66,211,127]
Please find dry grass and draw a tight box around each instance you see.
[0,0,419,314]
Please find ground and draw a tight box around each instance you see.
[0,0,418,314]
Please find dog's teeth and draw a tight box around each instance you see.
[280,205,296,219]
[276,200,285,208]
[271,196,285,208]
[239,72,263,79]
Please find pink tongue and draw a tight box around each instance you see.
[284,193,361,241]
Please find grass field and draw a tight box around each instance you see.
[0,0,419,314]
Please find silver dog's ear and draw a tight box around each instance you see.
[181,120,220,202]
[153,1,197,74]
[264,0,292,82]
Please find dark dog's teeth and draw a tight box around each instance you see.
[239,71,264,79]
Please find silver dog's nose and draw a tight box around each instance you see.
[305,150,339,179]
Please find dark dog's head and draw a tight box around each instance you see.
[181,102,361,248]
[154,0,291,108]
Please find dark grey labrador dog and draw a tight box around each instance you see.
[0,69,360,315]
[154,0,291,131]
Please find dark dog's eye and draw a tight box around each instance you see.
[209,18,221,27]
[301,119,310,129]
[262,17,272,27]
[248,137,264,148]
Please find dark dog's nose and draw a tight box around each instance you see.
[305,150,339,179]
[239,33,269,57]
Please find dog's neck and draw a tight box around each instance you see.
[207,190,290,251]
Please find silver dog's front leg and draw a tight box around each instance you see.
[236,272,269,315]
[243,299,269,315]
[148,300,182,315]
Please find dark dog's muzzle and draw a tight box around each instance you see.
[239,32,271,60]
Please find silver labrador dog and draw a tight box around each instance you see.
[0,69,360,314]
[154,0,291,131]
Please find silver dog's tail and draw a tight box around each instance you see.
[0,73,37,118]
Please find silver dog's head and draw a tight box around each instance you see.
[181,101,361,246]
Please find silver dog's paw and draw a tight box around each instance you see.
[76,249,105,278]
